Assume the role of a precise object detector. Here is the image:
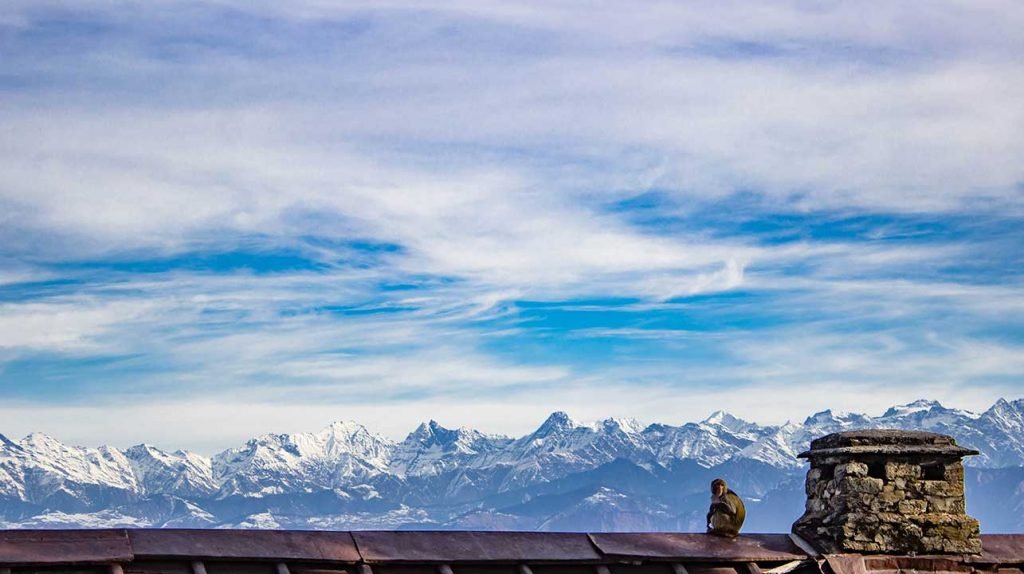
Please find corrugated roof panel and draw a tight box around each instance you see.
[352,532,602,564]
[0,529,133,565]
[128,530,360,562]
[588,534,807,562]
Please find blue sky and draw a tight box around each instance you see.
[1,1,1022,453]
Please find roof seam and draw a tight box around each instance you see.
[351,534,367,564]
[585,534,605,562]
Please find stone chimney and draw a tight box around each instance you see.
[792,429,981,555]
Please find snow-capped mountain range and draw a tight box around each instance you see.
[1,398,1023,531]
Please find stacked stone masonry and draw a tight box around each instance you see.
[792,430,982,555]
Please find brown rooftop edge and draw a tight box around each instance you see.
[971,535,1024,564]
[129,529,361,562]
[0,529,1019,573]
[588,533,806,562]
[353,531,601,563]
[0,529,132,565]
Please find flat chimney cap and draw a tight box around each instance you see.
[797,429,979,459]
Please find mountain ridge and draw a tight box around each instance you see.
[0,398,1022,530]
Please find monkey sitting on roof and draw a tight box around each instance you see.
[707,478,746,538]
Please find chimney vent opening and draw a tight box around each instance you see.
[921,462,946,481]
[819,464,835,481]
[866,461,886,479]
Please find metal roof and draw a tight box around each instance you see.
[128,530,361,562]
[353,532,601,563]
[0,529,132,565]
[0,530,1019,574]
[589,534,806,562]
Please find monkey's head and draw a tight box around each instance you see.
[711,478,727,497]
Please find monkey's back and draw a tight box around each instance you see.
[728,491,746,529]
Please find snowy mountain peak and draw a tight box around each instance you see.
[407,421,435,440]
[982,398,1024,434]
[311,421,394,459]
[404,420,480,450]
[392,420,506,478]
[985,398,1019,417]
[703,410,730,423]
[534,411,580,435]
[410,419,451,438]
[803,409,865,426]
[702,411,755,434]
[21,431,63,449]
[804,409,837,425]
[124,443,216,497]
[601,417,645,434]
[882,399,943,417]
[125,443,181,460]
[319,420,374,439]
[989,398,1011,411]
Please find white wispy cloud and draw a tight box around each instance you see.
[0,299,157,352]
[0,0,1020,448]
